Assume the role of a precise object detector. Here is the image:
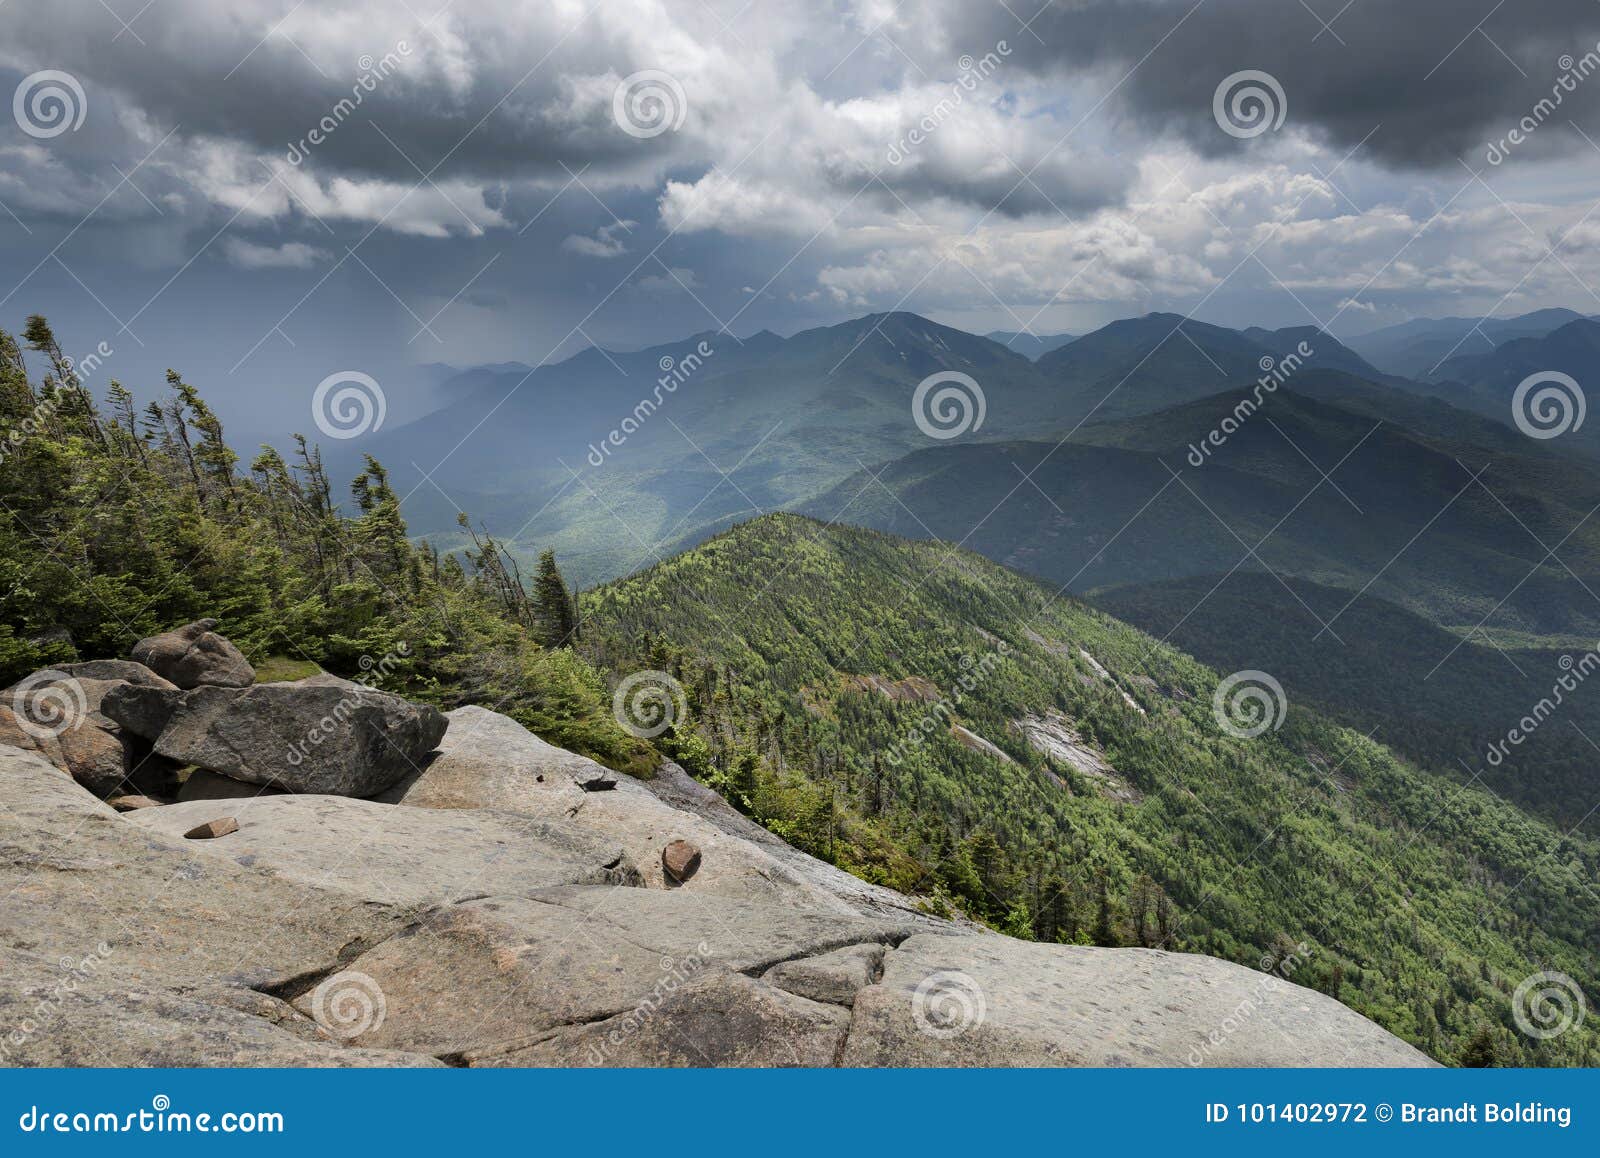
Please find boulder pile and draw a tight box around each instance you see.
[0,621,1438,1069]
[4,621,446,803]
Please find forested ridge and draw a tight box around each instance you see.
[579,514,1600,1067]
[2,317,1595,1067]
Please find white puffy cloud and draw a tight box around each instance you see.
[562,220,637,257]
[220,238,329,269]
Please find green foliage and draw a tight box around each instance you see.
[0,317,652,775]
[580,512,1600,1065]
[251,656,325,684]
[532,548,578,648]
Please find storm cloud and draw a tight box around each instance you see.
[941,0,1600,169]
[2,0,1599,436]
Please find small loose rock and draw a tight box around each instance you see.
[183,817,239,840]
[107,795,166,811]
[662,839,701,883]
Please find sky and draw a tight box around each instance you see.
[5,0,1600,434]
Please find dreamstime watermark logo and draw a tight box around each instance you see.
[1212,70,1287,139]
[911,970,986,1039]
[885,43,1011,165]
[1187,342,1313,466]
[284,643,410,767]
[0,942,114,1064]
[285,44,412,165]
[1511,370,1585,440]
[312,370,386,440]
[17,1094,284,1135]
[912,371,986,440]
[13,70,87,139]
[613,670,687,739]
[309,970,386,1040]
[584,942,712,1065]
[9,671,87,741]
[1486,47,1600,165]
[883,643,1010,766]
[1512,970,1587,1040]
[612,70,687,138]
[61,340,113,386]
[1186,941,1311,1065]
[1483,646,1600,767]
[587,340,715,467]
[1212,670,1287,739]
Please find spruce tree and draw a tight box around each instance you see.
[533,548,576,647]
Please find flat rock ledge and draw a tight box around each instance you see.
[0,727,1435,1069]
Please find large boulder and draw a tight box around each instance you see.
[131,619,255,689]
[99,681,183,739]
[6,665,176,730]
[51,720,133,797]
[5,673,127,796]
[74,675,172,729]
[0,704,65,770]
[146,681,448,797]
[5,669,187,798]
[50,660,176,689]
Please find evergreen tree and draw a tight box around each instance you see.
[1094,881,1119,947]
[1460,1026,1499,1068]
[1001,899,1035,940]
[533,548,576,647]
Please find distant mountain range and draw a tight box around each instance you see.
[350,310,1405,583]
[800,382,1600,639]
[1341,316,1600,461]
[337,312,1056,582]
[1429,315,1600,406]
[1345,308,1594,379]
[345,305,1600,797]
[984,330,1078,359]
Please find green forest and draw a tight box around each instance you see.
[1095,571,1600,829]
[2,316,1597,1068]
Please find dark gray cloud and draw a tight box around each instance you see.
[0,0,695,186]
[943,0,1600,168]
[1,0,1141,220]
[4,0,1600,443]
